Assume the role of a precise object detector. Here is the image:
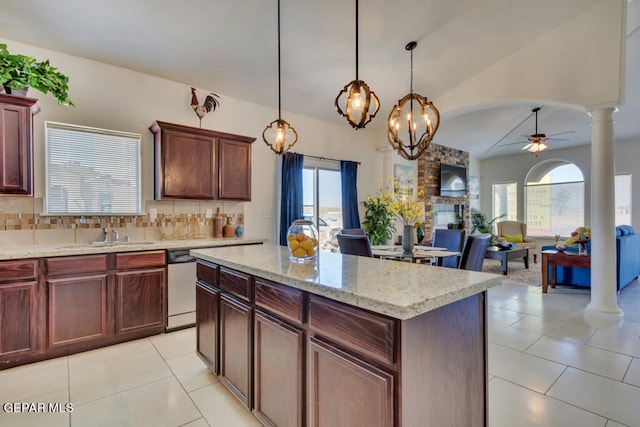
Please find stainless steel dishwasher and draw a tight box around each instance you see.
[166,249,197,331]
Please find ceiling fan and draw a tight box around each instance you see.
[501,106,575,154]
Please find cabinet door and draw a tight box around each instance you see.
[115,268,165,334]
[0,280,38,358]
[196,281,219,373]
[254,310,304,427]
[218,138,251,200]
[308,337,394,427]
[219,293,252,408]
[0,95,37,195]
[47,274,108,348]
[160,130,217,199]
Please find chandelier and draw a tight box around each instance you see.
[387,41,440,160]
[334,0,380,129]
[262,0,298,154]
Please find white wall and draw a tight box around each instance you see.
[478,138,640,233]
[1,37,383,244]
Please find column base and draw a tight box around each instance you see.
[584,303,623,321]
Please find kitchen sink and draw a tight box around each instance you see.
[56,241,155,249]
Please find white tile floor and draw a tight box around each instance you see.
[0,279,638,427]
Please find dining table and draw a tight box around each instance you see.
[371,245,461,266]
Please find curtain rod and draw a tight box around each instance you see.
[302,154,361,165]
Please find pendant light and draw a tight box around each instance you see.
[388,41,440,160]
[335,0,380,129]
[263,0,298,154]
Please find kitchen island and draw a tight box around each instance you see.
[192,244,500,427]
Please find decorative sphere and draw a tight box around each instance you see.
[554,241,567,252]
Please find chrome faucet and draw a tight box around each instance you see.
[112,229,119,242]
[101,227,109,242]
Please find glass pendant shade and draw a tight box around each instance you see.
[387,41,439,160]
[262,118,298,154]
[335,79,380,129]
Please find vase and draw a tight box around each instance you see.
[578,241,589,256]
[402,225,414,257]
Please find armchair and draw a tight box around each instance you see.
[496,221,538,263]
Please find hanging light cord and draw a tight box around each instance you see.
[277,0,282,120]
[355,0,359,79]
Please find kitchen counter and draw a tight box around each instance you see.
[0,237,267,260]
[192,243,499,426]
[191,243,500,320]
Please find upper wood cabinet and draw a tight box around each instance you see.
[150,121,255,201]
[0,94,40,195]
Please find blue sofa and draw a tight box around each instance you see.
[542,225,640,291]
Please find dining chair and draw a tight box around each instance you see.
[458,234,492,271]
[337,233,373,257]
[432,228,466,268]
[340,228,366,235]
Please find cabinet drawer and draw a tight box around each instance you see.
[45,255,108,277]
[255,278,303,324]
[219,267,252,301]
[0,259,37,282]
[115,251,165,269]
[197,260,219,286]
[308,296,396,365]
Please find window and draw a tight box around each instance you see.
[615,174,632,226]
[303,159,342,252]
[492,182,517,221]
[45,121,142,215]
[525,161,584,236]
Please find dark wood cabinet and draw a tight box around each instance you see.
[219,293,253,409]
[308,337,394,427]
[47,274,109,348]
[44,254,109,348]
[0,260,39,361]
[196,281,219,373]
[114,251,166,336]
[150,121,254,201]
[254,310,304,427]
[0,94,40,195]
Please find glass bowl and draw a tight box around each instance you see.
[286,219,319,263]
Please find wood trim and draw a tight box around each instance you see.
[219,266,252,301]
[254,278,304,325]
[44,254,108,277]
[0,259,37,282]
[114,250,165,270]
[196,260,218,286]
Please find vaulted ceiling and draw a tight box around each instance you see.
[1,0,638,159]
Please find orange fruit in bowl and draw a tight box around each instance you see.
[289,240,300,250]
[306,247,315,257]
[296,232,307,241]
[292,247,307,258]
[300,239,314,251]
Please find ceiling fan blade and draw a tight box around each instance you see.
[548,138,572,142]
[499,140,529,147]
[521,143,533,151]
[548,130,576,138]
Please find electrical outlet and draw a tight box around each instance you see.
[150,208,157,220]
[205,208,213,218]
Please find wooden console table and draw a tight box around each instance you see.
[541,250,591,293]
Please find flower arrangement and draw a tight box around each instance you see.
[566,226,591,246]
[386,178,424,226]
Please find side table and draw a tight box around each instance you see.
[541,250,591,293]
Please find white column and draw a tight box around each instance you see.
[584,107,623,320]
[377,145,394,188]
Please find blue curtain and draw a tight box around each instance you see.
[280,152,304,246]
[340,160,361,229]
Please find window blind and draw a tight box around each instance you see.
[526,181,584,236]
[45,121,142,215]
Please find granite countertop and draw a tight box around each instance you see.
[0,237,268,260]
[191,244,501,320]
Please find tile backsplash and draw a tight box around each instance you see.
[0,197,244,247]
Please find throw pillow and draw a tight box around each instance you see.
[617,225,634,236]
[502,233,523,243]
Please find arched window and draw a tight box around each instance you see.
[525,160,584,236]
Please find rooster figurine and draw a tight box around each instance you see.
[190,87,220,127]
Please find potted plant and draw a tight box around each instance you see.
[361,194,395,246]
[0,43,74,105]
[470,208,505,245]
